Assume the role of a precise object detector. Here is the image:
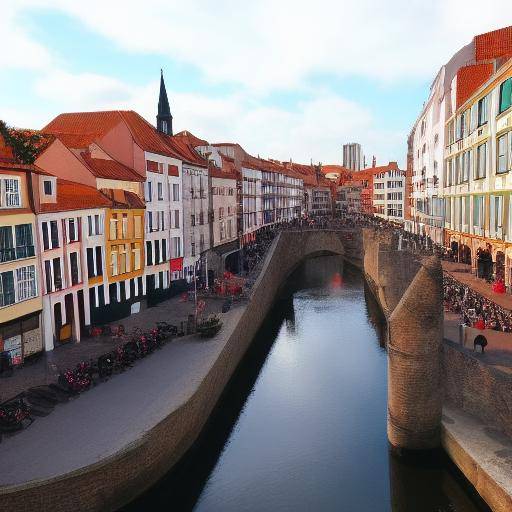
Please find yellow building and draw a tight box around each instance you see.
[443,58,512,285]
[103,189,145,303]
[0,154,45,364]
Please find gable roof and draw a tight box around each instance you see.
[43,110,180,158]
[80,151,145,182]
[38,179,112,213]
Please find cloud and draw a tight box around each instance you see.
[28,70,404,165]
[12,0,512,90]
[0,2,52,70]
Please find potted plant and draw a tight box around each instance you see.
[196,315,223,338]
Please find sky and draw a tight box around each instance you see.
[1,0,511,168]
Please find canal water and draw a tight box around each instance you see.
[127,255,489,512]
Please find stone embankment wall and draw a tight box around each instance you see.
[0,230,345,512]
[362,229,444,451]
[443,340,512,438]
[362,229,421,316]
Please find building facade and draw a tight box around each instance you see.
[342,143,364,171]
[443,58,512,285]
[0,157,43,364]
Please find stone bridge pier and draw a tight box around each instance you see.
[362,229,444,452]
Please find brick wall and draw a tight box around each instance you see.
[443,340,512,438]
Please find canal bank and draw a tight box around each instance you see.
[0,230,346,512]
[0,228,508,511]
[361,230,512,512]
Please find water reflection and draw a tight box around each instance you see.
[126,255,488,512]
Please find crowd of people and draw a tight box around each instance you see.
[240,212,512,334]
[443,274,512,332]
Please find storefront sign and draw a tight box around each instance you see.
[170,257,183,272]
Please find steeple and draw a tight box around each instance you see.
[157,69,173,136]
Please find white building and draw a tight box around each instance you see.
[372,163,405,223]
[342,143,364,171]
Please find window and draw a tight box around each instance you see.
[491,195,504,237]
[122,214,128,239]
[0,226,14,262]
[67,218,78,243]
[174,210,180,228]
[88,214,102,236]
[43,180,53,195]
[87,248,95,279]
[171,237,181,258]
[499,78,512,114]
[132,243,141,270]
[109,216,118,240]
[478,95,488,126]
[0,270,15,306]
[162,239,167,261]
[146,181,153,202]
[70,252,80,285]
[148,211,154,232]
[497,134,509,174]
[119,245,128,274]
[475,143,487,179]
[14,224,34,260]
[191,214,195,227]
[134,215,142,238]
[41,220,59,250]
[462,151,471,182]
[219,207,224,219]
[0,178,21,208]
[111,248,118,276]
[191,242,196,257]
[173,184,180,202]
[154,240,160,264]
[157,182,163,200]
[473,195,485,231]
[159,211,165,231]
[45,257,63,291]
[146,241,153,266]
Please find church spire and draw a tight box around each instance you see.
[157,69,173,136]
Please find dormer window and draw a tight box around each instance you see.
[0,177,21,208]
[43,180,53,195]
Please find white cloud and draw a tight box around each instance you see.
[3,0,510,166]
[28,71,404,165]
[11,0,512,90]
[0,2,52,70]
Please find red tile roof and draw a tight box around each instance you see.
[38,179,112,213]
[43,110,180,158]
[0,161,52,175]
[101,188,145,209]
[165,135,208,167]
[80,151,145,182]
[174,130,209,148]
[55,133,97,149]
[475,26,512,61]
[456,63,494,108]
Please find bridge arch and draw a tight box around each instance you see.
[251,230,346,297]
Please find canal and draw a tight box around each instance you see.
[127,255,489,512]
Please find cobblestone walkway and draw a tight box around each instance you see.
[0,294,229,403]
